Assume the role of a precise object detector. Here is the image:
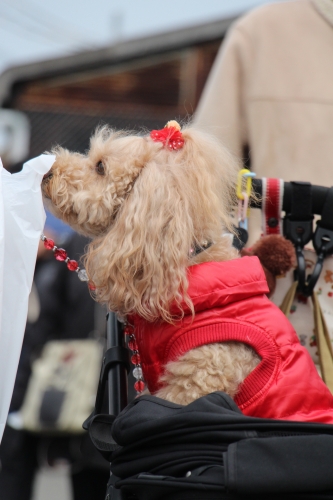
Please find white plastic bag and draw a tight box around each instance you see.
[0,154,55,442]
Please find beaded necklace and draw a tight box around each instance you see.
[40,232,146,395]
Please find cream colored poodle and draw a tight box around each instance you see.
[42,122,260,406]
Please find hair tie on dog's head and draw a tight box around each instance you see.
[150,120,184,151]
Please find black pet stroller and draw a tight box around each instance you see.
[83,179,333,500]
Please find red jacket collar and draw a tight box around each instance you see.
[171,256,269,315]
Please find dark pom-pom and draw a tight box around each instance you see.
[251,235,296,276]
[241,235,296,297]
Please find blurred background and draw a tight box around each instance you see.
[0,0,275,170]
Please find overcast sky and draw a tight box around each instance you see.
[0,0,277,73]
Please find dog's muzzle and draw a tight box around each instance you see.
[43,170,53,182]
[42,170,53,199]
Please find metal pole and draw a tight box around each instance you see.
[105,312,128,500]
[106,311,128,416]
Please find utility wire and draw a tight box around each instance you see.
[0,9,68,47]
[3,0,89,45]
[0,0,97,49]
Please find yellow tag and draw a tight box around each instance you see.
[236,168,253,200]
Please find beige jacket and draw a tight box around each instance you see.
[194,0,333,187]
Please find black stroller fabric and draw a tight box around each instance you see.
[106,392,333,499]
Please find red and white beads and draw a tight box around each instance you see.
[41,232,143,395]
[40,233,91,284]
[124,324,146,394]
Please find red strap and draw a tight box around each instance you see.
[262,178,284,235]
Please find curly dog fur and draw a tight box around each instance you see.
[42,125,260,404]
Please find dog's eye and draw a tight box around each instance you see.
[96,161,105,175]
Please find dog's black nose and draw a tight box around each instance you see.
[43,171,53,181]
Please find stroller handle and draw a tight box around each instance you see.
[252,179,329,215]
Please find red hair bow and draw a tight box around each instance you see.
[150,121,184,151]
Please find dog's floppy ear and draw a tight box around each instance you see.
[84,157,194,322]
[84,127,238,322]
